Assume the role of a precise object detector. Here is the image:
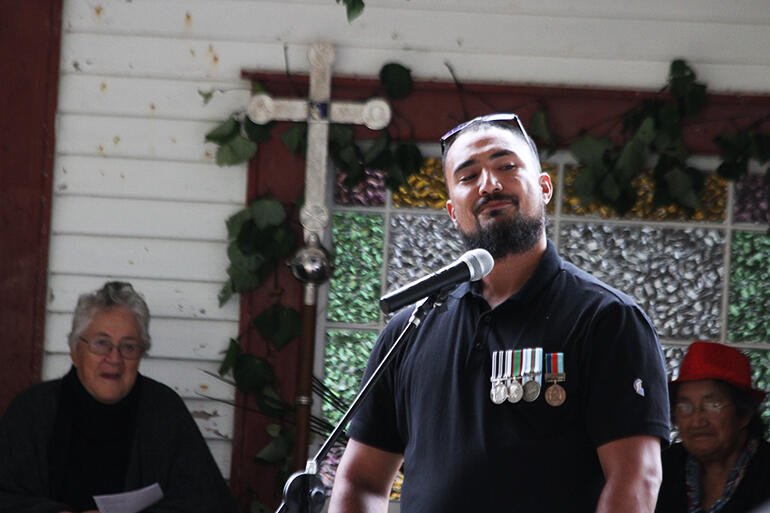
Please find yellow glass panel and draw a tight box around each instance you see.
[562,166,727,221]
[393,157,448,209]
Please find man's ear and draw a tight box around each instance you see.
[446,200,459,229]
[539,173,554,204]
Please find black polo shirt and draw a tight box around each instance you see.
[348,240,671,513]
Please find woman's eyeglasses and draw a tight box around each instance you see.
[79,336,144,360]
[439,113,534,156]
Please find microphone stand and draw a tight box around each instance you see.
[274,293,446,513]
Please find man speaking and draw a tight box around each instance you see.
[329,114,670,513]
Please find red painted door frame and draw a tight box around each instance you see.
[0,0,62,414]
[231,70,770,508]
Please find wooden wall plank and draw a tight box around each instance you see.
[55,114,222,162]
[58,74,250,120]
[54,155,246,203]
[51,196,237,241]
[48,236,228,281]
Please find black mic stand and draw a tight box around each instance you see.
[274,293,446,513]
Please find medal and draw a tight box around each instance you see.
[545,383,566,406]
[489,351,507,404]
[544,352,567,407]
[507,349,523,403]
[522,347,543,402]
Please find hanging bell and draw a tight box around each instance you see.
[287,232,334,285]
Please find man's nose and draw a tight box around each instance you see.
[479,169,502,195]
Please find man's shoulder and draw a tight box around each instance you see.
[557,258,639,308]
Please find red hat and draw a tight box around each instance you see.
[672,341,766,404]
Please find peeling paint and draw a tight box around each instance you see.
[120,172,125,179]
[97,145,104,153]
[100,81,107,91]
[199,384,210,391]
[199,308,206,314]
[150,103,156,111]
[94,5,103,17]
[191,409,219,420]
[58,183,68,191]
[185,11,192,26]
[171,137,177,144]
[204,151,212,158]
[128,259,134,265]
[204,428,228,439]
[62,168,67,174]
[190,48,196,57]
[113,136,120,145]
[72,61,81,71]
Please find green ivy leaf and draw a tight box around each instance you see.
[600,174,621,201]
[250,198,286,229]
[569,135,611,169]
[227,263,265,292]
[263,225,297,260]
[340,0,365,22]
[266,423,281,438]
[233,354,274,394]
[329,124,355,146]
[227,242,266,272]
[205,118,239,144]
[251,81,268,94]
[216,135,257,166]
[225,208,252,240]
[218,339,241,376]
[664,166,699,209]
[281,123,308,156]
[573,167,599,205]
[615,138,648,182]
[255,434,290,464]
[750,133,770,163]
[244,118,272,143]
[528,109,557,156]
[217,280,234,307]
[255,384,289,417]
[379,63,413,99]
[395,143,423,178]
[198,89,214,105]
[364,131,391,166]
[253,304,302,349]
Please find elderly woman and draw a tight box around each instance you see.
[656,341,770,513]
[0,282,239,513]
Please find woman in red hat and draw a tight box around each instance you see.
[656,341,770,513]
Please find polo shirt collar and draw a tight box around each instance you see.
[450,239,562,305]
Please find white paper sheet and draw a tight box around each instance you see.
[93,483,163,513]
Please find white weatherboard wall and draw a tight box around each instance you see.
[49,0,770,480]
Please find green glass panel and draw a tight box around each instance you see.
[323,329,378,424]
[328,212,384,323]
[728,232,770,342]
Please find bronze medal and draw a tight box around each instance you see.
[545,383,566,407]
[522,379,540,402]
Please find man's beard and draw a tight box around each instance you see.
[459,196,545,259]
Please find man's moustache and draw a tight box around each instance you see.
[473,194,519,215]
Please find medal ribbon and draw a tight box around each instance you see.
[546,352,564,375]
[512,349,522,378]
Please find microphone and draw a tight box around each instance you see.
[379,248,494,314]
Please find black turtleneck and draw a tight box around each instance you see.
[48,366,138,511]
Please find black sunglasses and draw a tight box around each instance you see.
[439,113,536,157]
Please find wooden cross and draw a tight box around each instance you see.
[246,41,391,474]
[247,40,391,241]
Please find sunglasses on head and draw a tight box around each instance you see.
[439,113,535,156]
